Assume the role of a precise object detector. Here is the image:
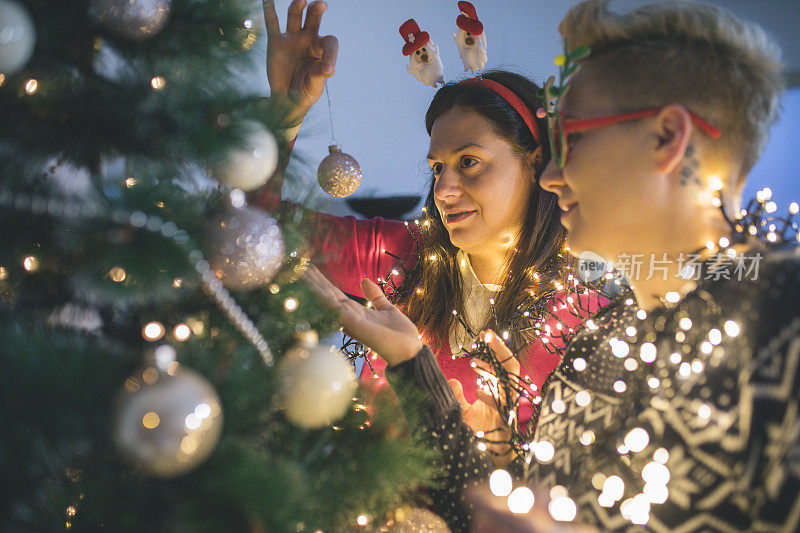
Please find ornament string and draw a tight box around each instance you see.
[325,85,338,146]
[0,188,275,365]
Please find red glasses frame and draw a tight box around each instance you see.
[550,107,722,168]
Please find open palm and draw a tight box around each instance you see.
[304,266,422,367]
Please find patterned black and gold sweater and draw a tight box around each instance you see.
[387,245,800,532]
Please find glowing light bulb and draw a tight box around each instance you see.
[533,441,555,463]
[356,515,369,526]
[639,343,656,363]
[624,427,650,453]
[549,496,577,521]
[724,320,740,337]
[109,266,126,282]
[610,338,630,358]
[765,201,777,213]
[507,487,535,514]
[573,357,586,371]
[602,475,624,501]
[174,324,191,341]
[613,380,627,393]
[653,448,669,464]
[679,317,692,330]
[151,76,166,90]
[142,411,160,429]
[283,297,299,311]
[489,469,513,497]
[642,461,670,484]
[25,79,38,94]
[665,292,680,303]
[23,256,39,271]
[575,390,591,406]
[143,321,166,341]
[790,202,799,215]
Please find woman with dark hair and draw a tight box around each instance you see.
[261,0,603,461]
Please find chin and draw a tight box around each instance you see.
[566,231,610,262]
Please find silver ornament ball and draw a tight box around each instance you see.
[211,120,279,192]
[113,348,223,478]
[317,145,362,198]
[279,342,356,429]
[89,0,171,41]
[206,204,284,291]
[0,0,36,74]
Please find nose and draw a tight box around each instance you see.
[433,165,462,202]
[421,53,429,62]
[538,160,565,195]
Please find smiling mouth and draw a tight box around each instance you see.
[446,210,477,224]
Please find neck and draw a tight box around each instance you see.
[628,253,699,311]
[625,217,731,311]
[466,248,507,286]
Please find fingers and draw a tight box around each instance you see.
[483,330,521,375]
[307,34,338,86]
[286,0,307,33]
[263,0,280,35]
[448,378,471,412]
[304,264,349,310]
[318,34,338,75]
[360,278,394,311]
[303,0,327,34]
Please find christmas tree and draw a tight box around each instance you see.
[0,0,438,530]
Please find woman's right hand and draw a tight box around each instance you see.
[263,0,338,127]
[304,266,423,367]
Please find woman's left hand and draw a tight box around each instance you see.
[304,266,423,367]
[451,329,521,466]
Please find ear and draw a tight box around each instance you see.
[527,145,545,181]
[652,104,693,175]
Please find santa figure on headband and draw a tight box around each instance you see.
[400,19,444,87]
[453,1,487,73]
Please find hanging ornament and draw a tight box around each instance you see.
[389,506,450,532]
[211,120,279,192]
[453,1,487,73]
[89,0,171,41]
[278,338,356,429]
[0,0,36,75]
[399,19,444,88]
[316,86,362,198]
[113,345,223,477]
[317,144,362,198]
[205,197,284,291]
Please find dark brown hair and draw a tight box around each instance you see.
[394,70,568,351]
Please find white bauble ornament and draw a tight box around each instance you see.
[113,346,223,477]
[0,0,36,75]
[317,144,362,198]
[212,120,279,192]
[89,0,171,41]
[205,204,284,291]
[279,342,357,429]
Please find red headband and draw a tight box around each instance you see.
[460,77,542,145]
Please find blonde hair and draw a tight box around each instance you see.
[559,0,784,186]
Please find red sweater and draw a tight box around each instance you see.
[254,142,605,418]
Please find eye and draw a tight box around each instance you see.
[422,47,427,51]
[415,50,420,55]
[466,32,471,36]
[431,162,443,176]
[460,156,478,169]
